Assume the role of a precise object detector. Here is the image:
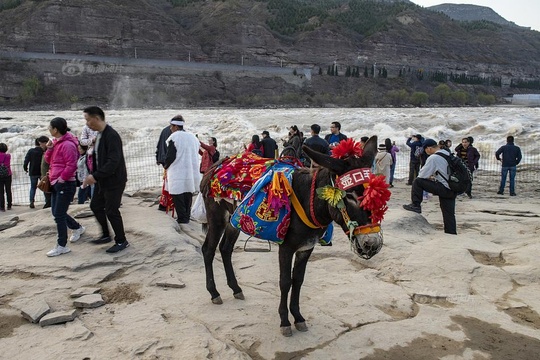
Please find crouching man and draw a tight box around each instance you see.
[403,139,457,235]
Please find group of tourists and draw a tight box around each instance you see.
[403,135,522,234]
[0,107,130,257]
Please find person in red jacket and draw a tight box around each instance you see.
[199,137,217,174]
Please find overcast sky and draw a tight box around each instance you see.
[411,0,540,31]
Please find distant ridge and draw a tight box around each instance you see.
[428,3,526,29]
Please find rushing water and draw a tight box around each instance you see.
[0,106,538,204]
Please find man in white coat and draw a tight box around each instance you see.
[163,115,201,224]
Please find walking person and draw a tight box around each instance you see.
[496,136,522,196]
[44,117,85,256]
[82,106,129,253]
[163,115,201,225]
[0,143,13,212]
[403,139,457,235]
[406,134,423,185]
[385,138,399,187]
[455,137,480,198]
[24,137,49,208]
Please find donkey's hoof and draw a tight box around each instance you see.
[280,326,293,337]
[295,322,308,332]
[233,292,245,300]
[211,296,223,305]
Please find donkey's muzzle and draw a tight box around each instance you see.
[350,231,383,260]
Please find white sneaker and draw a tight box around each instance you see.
[69,226,86,242]
[46,245,71,257]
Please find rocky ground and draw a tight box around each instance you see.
[0,173,539,360]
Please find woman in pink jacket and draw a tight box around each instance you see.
[44,117,85,257]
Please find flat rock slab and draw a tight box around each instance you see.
[21,300,51,323]
[74,210,95,219]
[70,287,102,298]
[0,216,19,231]
[39,309,77,327]
[156,279,186,289]
[73,294,105,308]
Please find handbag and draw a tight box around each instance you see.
[37,174,51,193]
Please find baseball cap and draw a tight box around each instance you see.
[261,130,269,136]
[422,138,438,149]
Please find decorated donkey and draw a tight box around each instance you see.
[199,136,390,336]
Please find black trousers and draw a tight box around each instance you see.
[90,183,126,244]
[0,175,12,209]
[172,192,193,224]
[408,160,420,184]
[412,178,457,235]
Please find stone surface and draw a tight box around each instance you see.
[70,287,101,298]
[39,310,77,327]
[0,216,19,231]
[155,279,186,289]
[20,300,50,323]
[73,294,105,309]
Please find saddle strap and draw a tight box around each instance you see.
[289,190,323,229]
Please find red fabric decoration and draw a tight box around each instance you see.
[331,138,364,159]
[359,174,391,224]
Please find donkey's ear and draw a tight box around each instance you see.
[362,136,378,164]
[302,145,348,174]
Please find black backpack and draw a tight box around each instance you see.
[435,152,472,194]
[212,150,220,163]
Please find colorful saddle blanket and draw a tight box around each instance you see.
[230,161,298,243]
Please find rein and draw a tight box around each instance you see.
[289,169,324,229]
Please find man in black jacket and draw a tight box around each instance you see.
[260,130,278,159]
[495,136,522,196]
[324,121,347,150]
[23,136,48,208]
[82,106,129,253]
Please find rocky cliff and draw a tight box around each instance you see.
[428,4,525,29]
[0,0,539,108]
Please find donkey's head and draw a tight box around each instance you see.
[302,136,389,259]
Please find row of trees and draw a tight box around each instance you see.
[317,64,539,90]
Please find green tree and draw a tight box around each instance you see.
[452,90,469,105]
[19,76,42,103]
[433,84,452,104]
[364,66,368,78]
[477,93,496,105]
[386,89,409,106]
[409,92,429,107]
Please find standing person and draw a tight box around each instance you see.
[375,144,392,184]
[23,137,48,208]
[406,134,423,185]
[0,143,13,211]
[40,138,52,209]
[76,143,92,204]
[281,125,302,158]
[324,121,347,150]
[44,117,85,256]
[260,130,278,159]
[303,124,330,167]
[455,137,480,198]
[445,139,453,155]
[82,106,129,253]
[156,125,173,211]
[403,139,457,235]
[245,135,263,156]
[163,115,201,225]
[496,136,522,196]
[385,138,399,187]
[199,136,217,174]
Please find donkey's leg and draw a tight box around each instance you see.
[278,246,295,336]
[219,224,243,299]
[202,207,227,304]
[290,248,314,332]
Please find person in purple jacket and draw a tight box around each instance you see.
[385,138,399,188]
[44,117,85,257]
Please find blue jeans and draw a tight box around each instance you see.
[499,166,516,194]
[389,162,396,185]
[29,175,40,203]
[51,181,80,247]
